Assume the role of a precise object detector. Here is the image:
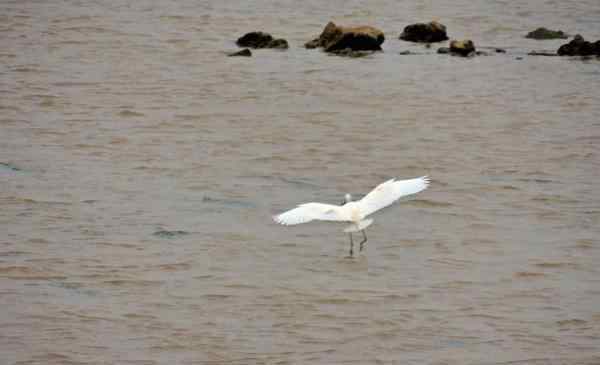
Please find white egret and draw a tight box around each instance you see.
[274,176,430,256]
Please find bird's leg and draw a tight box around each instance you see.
[359,230,368,251]
[348,233,354,257]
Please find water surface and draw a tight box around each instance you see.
[1,1,600,364]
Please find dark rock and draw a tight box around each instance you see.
[399,21,448,43]
[449,39,476,56]
[237,32,272,48]
[495,48,506,53]
[557,34,600,56]
[305,22,385,53]
[526,27,569,40]
[325,29,384,52]
[475,50,489,56]
[228,48,252,57]
[437,47,450,54]
[236,32,288,49]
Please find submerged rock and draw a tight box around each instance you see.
[399,21,448,43]
[330,48,376,57]
[153,230,190,239]
[528,51,558,56]
[449,39,476,56]
[526,27,569,40]
[228,48,252,57]
[236,32,289,49]
[305,22,385,53]
[557,34,600,56]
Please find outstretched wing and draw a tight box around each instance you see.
[358,176,430,217]
[274,203,347,225]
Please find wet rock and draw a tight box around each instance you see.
[305,22,385,53]
[449,39,476,56]
[236,31,288,49]
[437,47,450,54]
[495,48,506,53]
[557,34,600,56]
[525,27,569,40]
[228,48,252,57]
[399,21,448,43]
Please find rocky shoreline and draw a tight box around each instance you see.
[228,22,600,59]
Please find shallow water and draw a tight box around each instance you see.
[1,1,600,364]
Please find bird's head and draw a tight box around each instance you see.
[342,193,352,205]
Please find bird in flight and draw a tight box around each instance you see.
[273,176,430,257]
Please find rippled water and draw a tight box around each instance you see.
[2,1,600,364]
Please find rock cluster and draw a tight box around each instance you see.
[399,21,448,43]
[228,22,599,60]
[557,35,600,56]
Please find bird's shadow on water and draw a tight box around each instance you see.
[329,248,371,269]
[302,254,369,277]
[337,254,369,268]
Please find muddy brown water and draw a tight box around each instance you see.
[1,1,600,364]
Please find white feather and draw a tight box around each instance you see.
[273,203,346,225]
[357,176,430,217]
